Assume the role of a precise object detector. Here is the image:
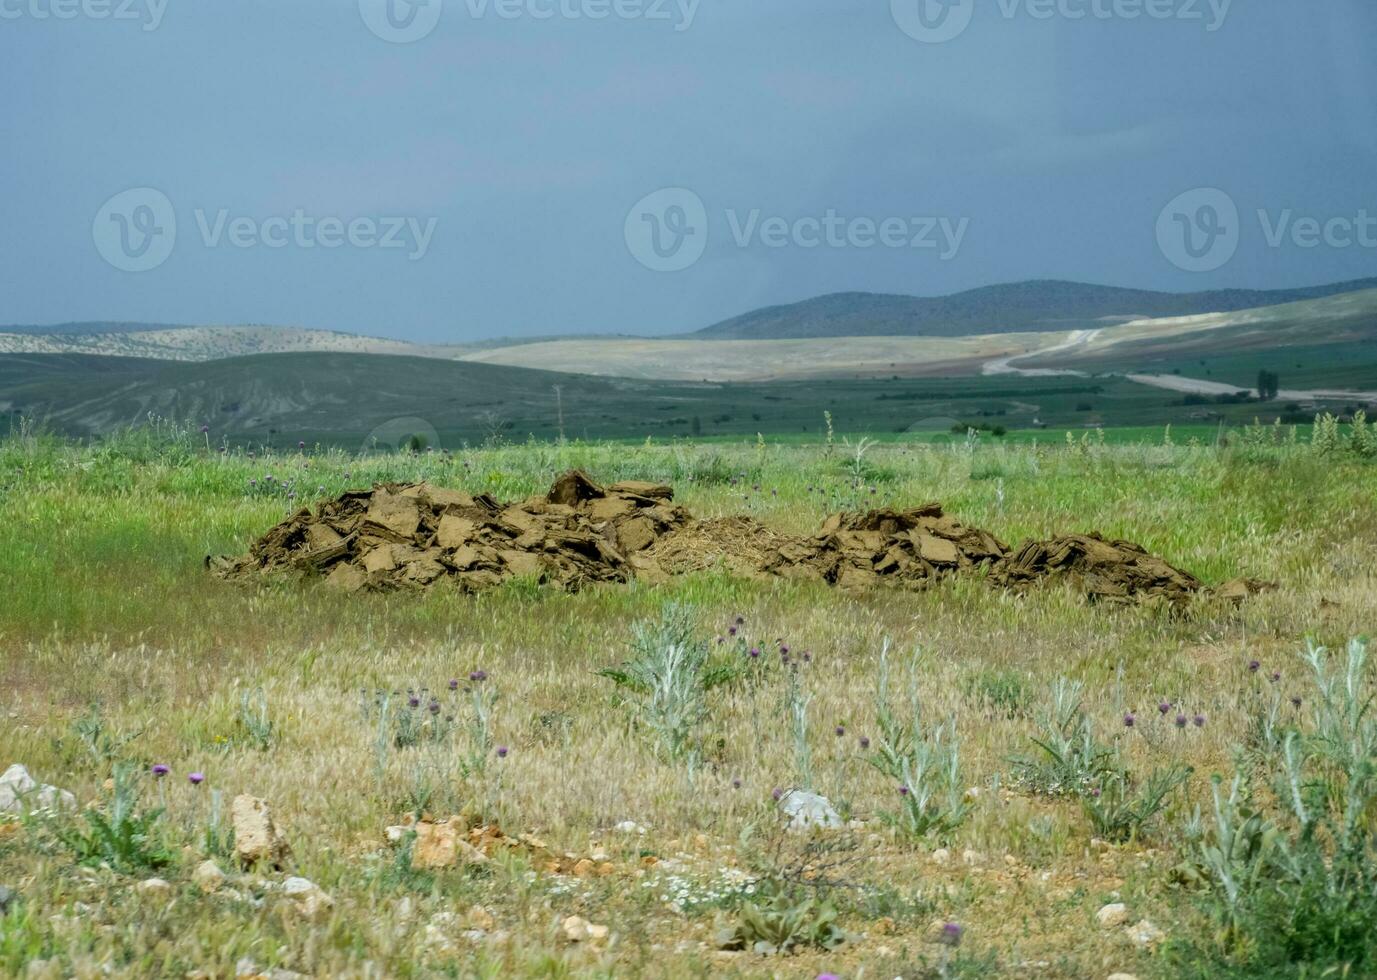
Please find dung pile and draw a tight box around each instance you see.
[755,505,1008,590]
[210,470,690,594]
[212,469,1234,606]
[991,534,1204,605]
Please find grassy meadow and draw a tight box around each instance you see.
[2,421,1377,978]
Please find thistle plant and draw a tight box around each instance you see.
[598,603,736,770]
[866,642,970,841]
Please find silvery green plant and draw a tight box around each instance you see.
[599,603,736,769]
[866,642,970,840]
[1181,638,1377,966]
[1014,677,1118,796]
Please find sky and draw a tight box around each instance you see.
[1,0,1374,342]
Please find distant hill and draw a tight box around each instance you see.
[0,324,469,362]
[691,278,1377,340]
[0,321,193,336]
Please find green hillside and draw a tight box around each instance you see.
[2,351,1359,448]
[693,278,1377,340]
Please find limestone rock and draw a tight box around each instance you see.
[1096,903,1129,928]
[1127,919,1164,947]
[231,795,291,869]
[0,765,75,815]
[193,860,226,895]
[562,915,609,943]
[777,790,842,831]
[281,877,333,920]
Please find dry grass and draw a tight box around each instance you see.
[0,430,1372,978]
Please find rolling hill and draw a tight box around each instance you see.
[691,278,1377,340]
[0,324,471,362]
[1016,288,1377,389]
[1,349,1355,447]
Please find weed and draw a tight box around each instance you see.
[867,643,971,841]
[46,766,174,874]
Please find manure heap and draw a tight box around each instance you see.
[211,470,1260,606]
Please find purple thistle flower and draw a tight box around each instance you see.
[859,736,871,750]
[298,441,306,449]
[835,725,846,737]
[728,625,738,637]
[200,424,209,434]
[151,764,170,777]
[772,787,784,801]
[748,647,760,659]
[1270,671,1281,683]
[817,974,841,980]
[469,670,487,683]
[407,695,420,708]
[428,700,440,715]
[496,745,509,758]
[734,615,745,626]
[188,772,205,785]
[1248,659,1261,673]
[731,777,742,789]
[940,922,963,947]
[1194,714,1206,727]
[780,644,790,655]
[1175,714,1188,729]
[898,785,910,796]
[448,678,459,691]
[1158,701,1171,715]
[1123,712,1136,728]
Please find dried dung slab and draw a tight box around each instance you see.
[211,470,689,594]
[211,470,1228,605]
[990,533,1203,605]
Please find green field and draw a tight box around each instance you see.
[0,351,1350,451]
[1077,341,1377,394]
[3,424,1377,978]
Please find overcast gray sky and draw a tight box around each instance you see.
[2,0,1374,342]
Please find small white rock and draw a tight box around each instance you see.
[1096,903,1129,928]
[136,878,172,897]
[930,847,951,865]
[1127,919,1165,947]
[192,860,226,895]
[1107,974,1140,980]
[777,790,843,831]
[281,877,333,920]
[0,764,76,815]
[562,915,609,943]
